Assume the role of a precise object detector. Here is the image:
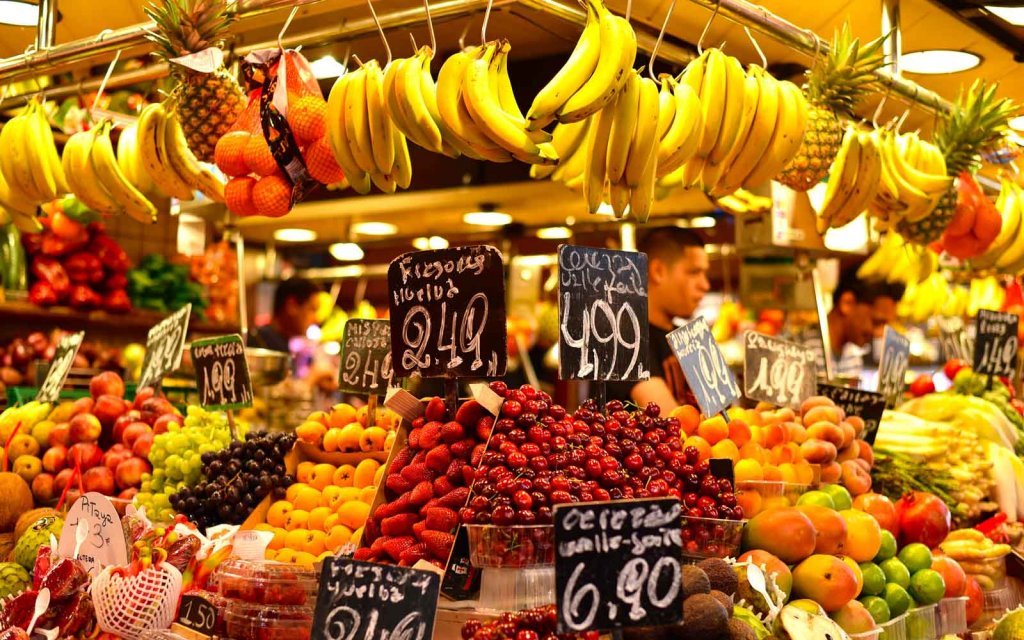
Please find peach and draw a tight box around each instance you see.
[783,421,808,444]
[802,404,843,426]
[763,464,783,481]
[833,600,877,634]
[734,459,764,483]
[800,439,838,464]
[728,419,751,447]
[796,505,848,555]
[838,421,857,449]
[805,422,845,448]
[799,396,836,416]
[793,462,815,484]
[819,461,842,483]
[836,443,860,463]
[736,489,763,517]
[856,440,874,466]
[764,424,788,448]
[739,441,767,464]
[845,416,866,438]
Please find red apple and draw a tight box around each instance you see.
[31,473,56,503]
[69,442,103,470]
[82,466,115,495]
[70,396,94,417]
[89,371,126,400]
[48,422,71,448]
[122,422,152,449]
[140,397,176,425]
[152,413,183,435]
[115,487,138,515]
[115,457,150,490]
[112,410,142,445]
[117,487,138,501]
[92,394,127,428]
[42,445,69,473]
[54,467,75,494]
[132,386,156,411]
[69,413,102,444]
[102,446,133,475]
[132,432,154,459]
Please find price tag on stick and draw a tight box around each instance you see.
[667,318,740,417]
[554,498,683,633]
[37,331,84,403]
[877,326,910,408]
[311,558,440,640]
[557,245,650,381]
[190,334,253,411]
[339,319,393,395]
[816,383,887,445]
[743,331,817,409]
[388,246,507,378]
[973,309,1019,378]
[139,304,192,389]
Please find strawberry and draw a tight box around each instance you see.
[353,547,375,562]
[425,444,452,472]
[373,493,411,520]
[420,530,455,560]
[401,463,434,484]
[389,445,415,474]
[445,459,465,482]
[381,513,419,536]
[409,480,435,505]
[382,536,417,562]
[438,486,470,509]
[455,400,484,427]
[471,443,487,466]
[419,497,442,514]
[450,438,476,460]
[462,464,476,486]
[420,422,443,449]
[412,521,427,538]
[412,450,427,464]
[424,397,447,422]
[476,415,494,440]
[386,474,413,495]
[407,428,421,449]
[433,475,456,496]
[363,517,380,543]
[411,417,425,429]
[425,507,459,532]
[399,542,428,566]
[370,537,386,553]
[441,421,466,443]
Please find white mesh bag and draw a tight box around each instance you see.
[90,563,183,640]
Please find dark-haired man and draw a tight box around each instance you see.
[249,277,321,352]
[827,267,905,375]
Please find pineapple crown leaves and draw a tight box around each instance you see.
[936,79,1020,175]
[144,0,235,61]
[806,22,888,115]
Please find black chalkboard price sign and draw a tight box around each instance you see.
[816,383,887,445]
[139,304,192,389]
[189,334,253,411]
[37,331,85,403]
[743,331,817,409]
[938,317,972,363]
[973,309,1019,378]
[311,557,440,640]
[387,246,507,378]
[554,498,683,633]
[877,326,910,408]
[667,318,739,417]
[176,593,217,635]
[339,319,393,395]
[557,245,649,381]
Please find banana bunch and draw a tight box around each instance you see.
[383,45,462,159]
[940,284,970,318]
[136,103,226,205]
[585,69,660,220]
[898,273,952,324]
[525,0,636,130]
[870,129,950,225]
[815,127,882,232]
[973,179,1024,273]
[967,276,1005,317]
[528,118,590,191]
[651,74,702,183]
[857,232,939,285]
[0,99,67,231]
[328,60,413,194]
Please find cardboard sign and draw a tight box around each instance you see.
[554,498,683,633]
[938,317,972,363]
[557,245,650,381]
[387,246,507,379]
[743,331,817,409]
[339,319,393,395]
[877,326,910,408]
[974,309,1020,378]
[190,334,253,411]
[311,558,440,640]
[58,492,128,577]
[666,318,740,416]
[816,383,887,444]
[176,594,217,636]
[139,304,192,389]
[36,331,84,403]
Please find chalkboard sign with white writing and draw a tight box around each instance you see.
[340,319,393,395]
[190,334,253,411]
[667,318,739,417]
[37,331,84,403]
[974,309,1019,378]
[311,557,439,640]
[388,246,507,378]
[176,594,217,635]
[877,326,910,408]
[743,331,817,409]
[554,498,683,633]
[938,317,972,363]
[557,245,649,382]
[816,383,887,445]
[139,304,192,389]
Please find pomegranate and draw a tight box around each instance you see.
[895,491,951,548]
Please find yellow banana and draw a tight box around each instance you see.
[345,67,376,174]
[744,80,807,188]
[28,101,67,199]
[829,131,882,229]
[394,53,444,154]
[972,180,1020,270]
[714,68,779,196]
[624,74,660,189]
[656,78,703,177]
[706,54,748,167]
[557,9,636,123]
[363,60,395,176]
[137,104,195,200]
[0,164,40,224]
[326,70,372,194]
[436,47,513,163]
[163,112,226,203]
[585,102,616,213]
[531,118,589,180]
[705,68,760,194]
[90,121,158,224]
[695,49,726,158]
[1,113,43,204]
[605,69,640,185]
[816,128,861,231]
[391,121,413,190]
[64,128,122,215]
[608,180,630,218]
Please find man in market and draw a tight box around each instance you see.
[608,227,711,412]
[249,277,322,352]
[827,267,905,376]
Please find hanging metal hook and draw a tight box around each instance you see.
[697,0,722,55]
[480,0,495,44]
[647,0,675,81]
[366,0,392,66]
[277,6,299,51]
[423,0,437,53]
[625,0,633,23]
[458,20,471,50]
[744,26,767,68]
[91,49,122,120]
[872,82,894,129]
[410,33,418,52]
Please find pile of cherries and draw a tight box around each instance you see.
[461,605,599,640]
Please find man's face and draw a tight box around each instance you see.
[281,295,319,337]
[871,296,898,338]
[653,246,710,319]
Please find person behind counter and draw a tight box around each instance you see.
[249,277,321,352]
[827,267,904,376]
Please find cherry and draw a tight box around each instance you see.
[512,490,533,510]
[529,456,549,472]
[493,504,516,525]
[502,401,523,418]
[507,452,528,469]
[488,381,508,397]
[683,446,701,464]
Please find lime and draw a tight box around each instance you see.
[897,543,933,574]
[883,583,913,618]
[994,608,1024,640]
[797,490,836,509]
[859,562,887,596]
[908,569,946,605]
[859,595,891,624]
[880,558,911,588]
[875,530,898,562]
[821,484,853,510]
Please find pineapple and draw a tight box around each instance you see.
[145,0,246,162]
[777,24,886,191]
[896,80,1018,244]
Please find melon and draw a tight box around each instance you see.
[0,472,33,532]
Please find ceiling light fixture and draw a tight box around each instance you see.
[0,1,38,26]
[412,236,449,250]
[985,6,1024,26]
[595,202,622,216]
[463,210,512,226]
[272,228,317,242]
[352,221,398,236]
[537,226,571,239]
[310,54,346,79]
[900,50,981,74]
[329,242,364,261]
[690,216,717,228]
[1010,115,1024,132]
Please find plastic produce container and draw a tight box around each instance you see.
[735,481,811,517]
[849,629,881,640]
[223,602,313,640]
[679,515,745,559]
[465,525,555,568]
[936,596,968,636]
[903,604,937,640]
[976,586,1015,628]
[878,612,907,640]
[213,559,317,606]
[961,554,1008,591]
[477,565,556,612]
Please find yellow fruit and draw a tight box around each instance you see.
[293,487,322,512]
[384,430,396,452]
[13,456,42,483]
[321,486,343,510]
[275,548,296,563]
[304,530,327,555]
[353,458,380,488]
[329,403,358,429]
[323,513,341,531]
[9,434,39,459]
[337,500,370,529]
[317,550,333,563]
[332,464,355,487]
[351,526,363,546]
[295,421,327,446]
[296,462,316,484]
[266,501,294,528]
[336,487,361,505]
[307,410,330,426]
[359,485,377,504]
[308,463,337,491]
[284,509,310,531]
[374,464,385,486]
[338,423,363,451]
[359,427,388,452]
[308,506,332,531]
[323,428,344,453]
[292,551,317,568]
[284,528,310,549]
[326,524,353,550]
[269,527,287,550]
[264,549,277,560]
[839,509,882,562]
[286,483,311,502]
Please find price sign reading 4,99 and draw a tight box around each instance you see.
[557,245,649,381]
[554,498,683,633]
[974,309,1019,377]
[139,304,192,389]
[667,318,740,417]
[37,331,85,403]
[743,331,817,409]
[339,319,393,395]
[190,334,253,411]
[311,557,440,640]
[816,383,887,445]
[388,246,507,378]
[877,326,910,408]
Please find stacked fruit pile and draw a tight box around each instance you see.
[294,402,399,454]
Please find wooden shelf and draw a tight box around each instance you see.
[0,300,238,337]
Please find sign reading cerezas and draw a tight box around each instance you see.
[743,331,818,409]
[339,319,393,395]
[557,245,650,382]
[36,331,85,403]
[139,303,192,389]
[387,245,507,378]
[189,334,253,411]
[666,318,739,417]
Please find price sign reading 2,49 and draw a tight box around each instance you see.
[139,303,192,389]
[974,309,1019,378]
[667,318,740,417]
[189,334,253,411]
[36,331,85,403]
[339,319,393,395]
[387,245,507,378]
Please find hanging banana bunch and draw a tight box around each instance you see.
[529,118,591,191]
[814,127,883,232]
[0,99,68,231]
[869,128,951,227]
[134,102,226,206]
[383,45,467,159]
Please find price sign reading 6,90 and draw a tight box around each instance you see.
[877,326,910,409]
[36,331,85,403]
[189,334,253,411]
[139,304,192,389]
[666,318,740,417]
[974,309,1019,378]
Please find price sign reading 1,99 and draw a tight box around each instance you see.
[190,334,253,411]
[139,304,192,389]
[667,318,739,417]
[973,309,1019,378]
[877,326,910,408]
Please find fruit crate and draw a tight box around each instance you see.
[936,596,968,636]
[465,525,555,568]
[903,604,937,640]
[878,612,907,640]
[679,515,745,559]
[214,559,317,606]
